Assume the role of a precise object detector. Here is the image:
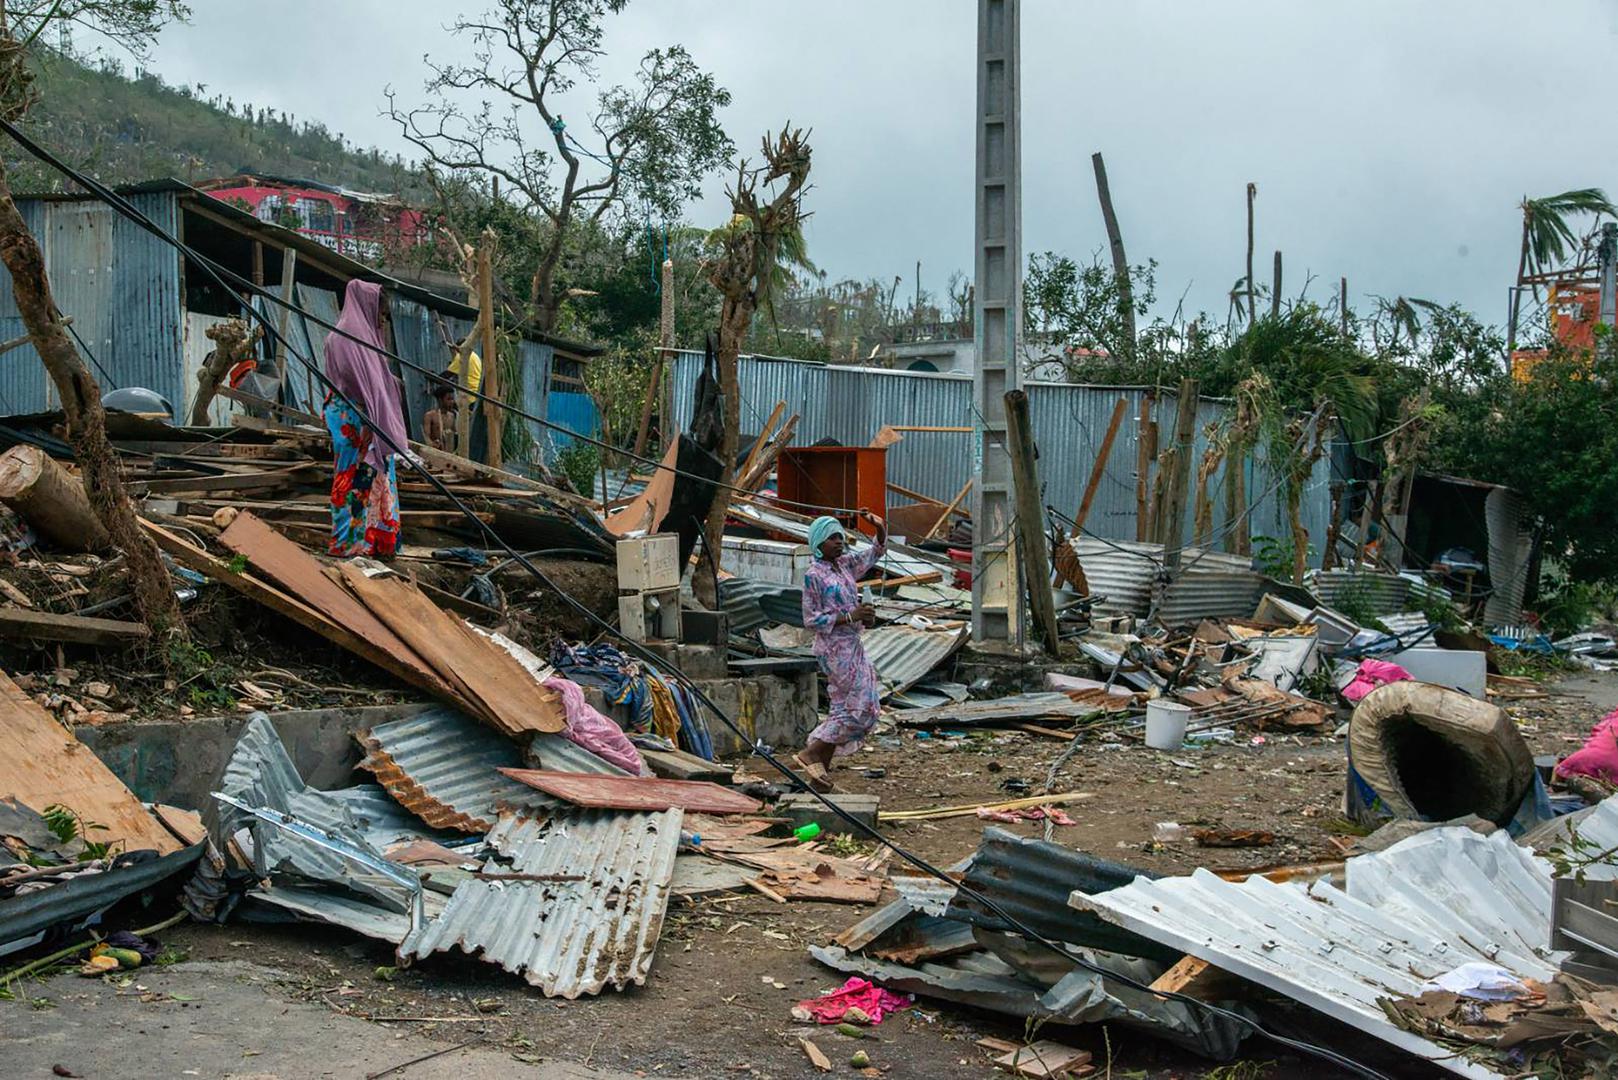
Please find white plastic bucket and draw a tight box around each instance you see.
[1144,700,1192,750]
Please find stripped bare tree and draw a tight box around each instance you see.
[387,0,732,335]
[694,127,811,607]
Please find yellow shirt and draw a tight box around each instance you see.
[447,350,483,394]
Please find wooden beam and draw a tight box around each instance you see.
[133,466,313,496]
[0,607,149,646]
[1158,379,1200,567]
[1004,389,1060,656]
[273,248,298,380]
[1134,393,1156,541]
[1073,396,1128,533]
[478,243,501,470]
[922,480,972,541]
[736,401,785,487]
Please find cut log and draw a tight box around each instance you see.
[0,444,110,552]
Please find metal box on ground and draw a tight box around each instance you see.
[619,587,681,642]
[616,533,681,592]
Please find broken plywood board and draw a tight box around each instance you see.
[142,518,456,703]
[994,1040,1093,1078]
[0,670,180,855]
[498,769,761,814]
[336,564,565,738]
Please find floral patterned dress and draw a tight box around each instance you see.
[325,397,400,558]
[802,538,886,755]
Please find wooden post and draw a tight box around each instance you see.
[1245,183,1257,327]
[1159,379,1200,569]
[251,241,264,288]
[1134,393,1157,541]
[0,445,110,552]
[478,244,500,469]
[1339,276,1349,335]
[1224,445,1249,556]
[1271,250,1282,318]
[633,257,676,459]
[1004,389,1060,656]
[1073,396,1127,534]
[1354,479,1378,567]
[659,258,675,444]
[1091,153,1135,356]
[272,248,297,381]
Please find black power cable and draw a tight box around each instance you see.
[0,119,1393,1080]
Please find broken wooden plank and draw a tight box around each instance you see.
[212,513,455,700]
[152,804,208,847]
[993,1040,1092,1078]
[336,564,566,738]
[497,769,762,814]
[1147,954,1242,1002]
[640,747,735,783]
[0,669,180,855]
[133,466,312,496]
[0,607,149,646]
[141,517,456,704]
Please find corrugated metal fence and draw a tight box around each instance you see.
[669,351,1335,561]
[0,192,183,414]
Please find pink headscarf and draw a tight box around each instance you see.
[324,280,408,471]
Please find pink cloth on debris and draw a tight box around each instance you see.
[1341,658,1415,703]
[793,977,912,1026]
[543,676,649,776]
[1556,708,1618,785]
[975,807,1077,826]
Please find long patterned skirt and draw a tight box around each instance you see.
[325,398,400,558]
[809,632,883,756]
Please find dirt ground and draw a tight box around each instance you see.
[12,668,1596,1080]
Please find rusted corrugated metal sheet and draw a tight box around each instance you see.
[357,707,543,833]
[861,623,969,699]
[401,807,682,997]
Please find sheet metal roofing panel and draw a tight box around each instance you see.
[860,623,969,699]
[1072,838,1560,1078]
[1070,537,1160,616]
[358,707,550,833]
[945,829,1170,961]
[111,191,185,406]
[1154,550,1264,625]
[213,713,413,911]
[401,807,682,997]
[1344,828,1558,975]
[1307,569,1412,615]
[1483,485,1533,626]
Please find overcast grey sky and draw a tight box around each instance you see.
[146,1,1618,328]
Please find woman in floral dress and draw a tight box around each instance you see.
[322,281,408,558]
[796,510,887,791]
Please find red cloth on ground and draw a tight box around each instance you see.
[792,977,912,1025]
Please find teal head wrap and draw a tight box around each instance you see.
[808,515,845,559]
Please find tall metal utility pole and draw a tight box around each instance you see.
[1599,222,1617,330]
[970,0,1023,645]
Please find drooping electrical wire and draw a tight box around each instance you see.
[0,118,1393,1080]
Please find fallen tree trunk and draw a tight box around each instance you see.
[0,444,109,551]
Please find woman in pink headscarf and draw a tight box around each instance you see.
[323,281,408,558]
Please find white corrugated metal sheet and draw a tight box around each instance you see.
[400,807,681,998]
[1074,825,1569,1078]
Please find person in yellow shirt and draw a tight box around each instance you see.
[446,350,482,394]
[441,351,487,461]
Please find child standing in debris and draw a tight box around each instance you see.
[796,510,887,791]
[422,380,457,453]
[322,280,407,558]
